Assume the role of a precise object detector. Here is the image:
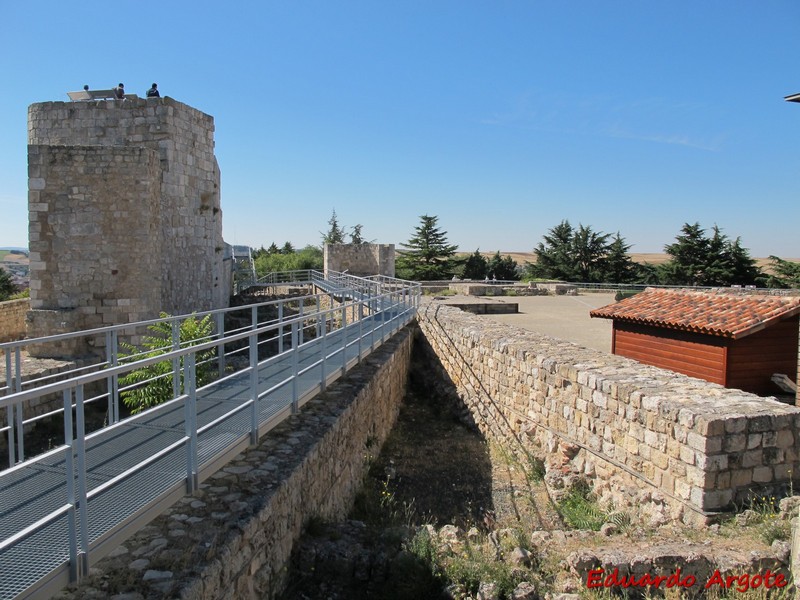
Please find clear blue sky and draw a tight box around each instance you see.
[1,1,799,257]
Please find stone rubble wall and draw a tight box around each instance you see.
[27,98,228,355]
[54,327,413,600]
[415,302,800,525]
[0,299,28,343]
[324,243,395,277]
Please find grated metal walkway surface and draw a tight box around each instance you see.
[0,307,409,599]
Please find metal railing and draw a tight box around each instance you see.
[0,271,420,599]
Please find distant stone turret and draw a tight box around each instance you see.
[26,97,230,356]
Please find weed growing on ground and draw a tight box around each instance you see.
[556,482,608,531]
[404,527,532,600]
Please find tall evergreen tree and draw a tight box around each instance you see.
[659,223,711,285]
[396,214,458,280]
[603,234,640,283]
[765,256,800,289]
[571,224,611,282]
[487,252,519,281]
[462,249,488,280]
[659,223,763,286]
[321,209,347,244]
[530,220,576,280]
[350,224,366,245]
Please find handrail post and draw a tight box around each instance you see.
[185,352,199,493]
[357,302,363,364]
[320,312,327,392]
[5,403,13,468]
[316,296,322,337]
[215,312,226,378]
[105,330,119,424]
[298,301,304,345]
[291,322,299,413]
[249,332,259,446]
[75,384,90,578]
[14,346,23,462]
[64,388,80,582]
[171,319,181,399]
[4,350,13,467]
[341,305,347,375]
[278,301,284,353]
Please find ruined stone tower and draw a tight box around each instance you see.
[26,97,230,355]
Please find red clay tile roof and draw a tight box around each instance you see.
[589,288,800,339]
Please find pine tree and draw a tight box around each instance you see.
[659,223,763,286]
[321,209,347,244]
[659,223,711,285]
[571,224,611,282]
[461,249,488,280]
[603,234,640,284]
[766,256,800,288]
[396,215,458,281]
[350,224,366,245]
[487,252,519,281]
[530,220,576,280]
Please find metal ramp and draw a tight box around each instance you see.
[0,272,419,599]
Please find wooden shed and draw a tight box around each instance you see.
[590,289,800,397]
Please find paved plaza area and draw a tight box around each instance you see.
[432,292,617,352]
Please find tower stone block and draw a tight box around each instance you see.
[27,97,229,356]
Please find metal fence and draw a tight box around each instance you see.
[0,271,419,599]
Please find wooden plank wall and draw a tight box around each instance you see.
[613,322,727,385]
[727,316,799,396]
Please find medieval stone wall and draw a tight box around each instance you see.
[324,243,395,277]
[54,326,414,600]
[27,98,227,355]
[0,299,28,343]
[416,302,800,526]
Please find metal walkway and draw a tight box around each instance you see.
[0,271,419,599]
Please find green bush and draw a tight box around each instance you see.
[118,313,216,414]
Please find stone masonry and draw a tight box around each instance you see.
[27,97,228,356]
[324,243,395,278]
[53,326,413,600]
[416,302,800,526]
[0,298,28,343]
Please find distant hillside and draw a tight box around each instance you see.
[460,252,798,272]
[0,247,28,254]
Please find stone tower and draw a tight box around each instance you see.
[26,97,230,356]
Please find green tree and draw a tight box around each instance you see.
[659,222,712,285]
[0,268,17,301]
[254,245,323,278]
[321,209,347,244]
[281,241,295,255]
[529,220,576,280]
[604,234,640,284]
[118,313,216,414]
[571,224,611,282]
[461,249,488,280]
[487,252,519,281]
[267,242,280,255]
[659,223,763,286]
[396,214,458,281]
[766,256,800,288]
[350,224,367,245]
